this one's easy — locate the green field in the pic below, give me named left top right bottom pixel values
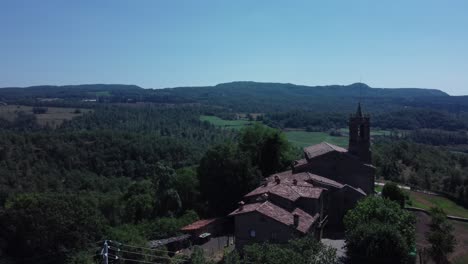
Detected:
left=339, top=128, right=391, bottom=136
left=200, top=115, right=257, bottom=130
left=407, top=191, right=468, bottom=218
left=285, top=131, right=348, bottom=148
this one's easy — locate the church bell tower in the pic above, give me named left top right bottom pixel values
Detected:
left=348, top=103, right=371, bottom=163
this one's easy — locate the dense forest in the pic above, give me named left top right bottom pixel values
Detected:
left=0, top=102, right=297, bottom=263
left=373, top=139, right=468, bottom=206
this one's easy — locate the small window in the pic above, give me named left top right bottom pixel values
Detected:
left=249, top=229, right=256, bottom=238
left=260, top=216, right=267, bottom=222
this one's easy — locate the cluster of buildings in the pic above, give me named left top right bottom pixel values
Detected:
left=169, top=104, right=375, bottom=253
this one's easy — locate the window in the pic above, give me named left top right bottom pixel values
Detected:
left=249, top=229, right=256, bottom=238
left=260, top=216, right=266, bottom=222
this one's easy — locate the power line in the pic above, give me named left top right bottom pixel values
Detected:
left=119, top=257, right=165, bottom=264
left=111, top=248, right=185, bottom=263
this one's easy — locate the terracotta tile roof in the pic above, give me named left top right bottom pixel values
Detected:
left=303, top=142, right=347, bottom=160
left=229, top=201, right=319, bottom=234
left=180, top=218, right=218, bottom=231
left=306, top=173, right=344, bottom=188
left=266, top=171, right=344, bottom=189
left=266, top=171, right=309, bottom=183
left=244, top=180, right=322, bottom=202
left=292, top=208, right=320, bottom=233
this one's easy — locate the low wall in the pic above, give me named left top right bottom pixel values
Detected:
left=405, top=207, right=468, bottom=223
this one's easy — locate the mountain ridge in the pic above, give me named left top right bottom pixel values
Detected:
left=0, top=81, right=450, bottom=97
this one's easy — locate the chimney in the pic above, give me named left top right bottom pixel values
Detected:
left=293, top=179, right=298, bottom=185
left=274, top=175, right=280, bottom=184
left=238, top=201, right=245, bottom=211
left=293, top=214, right=299, bottom=227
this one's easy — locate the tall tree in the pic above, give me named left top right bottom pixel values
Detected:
left=344, top=196, right=416, bottom=264
left=238, top=124, right=293, bottom=177
left=198, top=142, right=261, bottom=215
left=426, top=207, right=456, bottom=264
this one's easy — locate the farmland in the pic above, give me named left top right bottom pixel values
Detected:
left=0, top=104, right=92, bottom=128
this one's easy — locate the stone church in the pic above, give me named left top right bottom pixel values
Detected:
left=229, top=104, right=375, bottom=249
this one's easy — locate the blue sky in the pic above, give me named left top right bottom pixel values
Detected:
left=1, top=0, right=467, bottom=95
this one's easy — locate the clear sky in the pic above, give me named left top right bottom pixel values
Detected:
left=1, top=0, right=468, bottom=95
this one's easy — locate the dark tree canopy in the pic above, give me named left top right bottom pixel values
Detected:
left=426, top=207, right=456, bottom=264
left=344, top=196, right=416, bottom=264
left=382, top=182, right=407, bottom=208
left=198, top=142, right=261, bottom=215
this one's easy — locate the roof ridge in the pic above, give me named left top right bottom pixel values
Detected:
left=257, top=200, right=270, bottom=210
left=323, top=141, right=344, bottom=151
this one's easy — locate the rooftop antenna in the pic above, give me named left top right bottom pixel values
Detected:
left=359, top=76, right=362, bottom=103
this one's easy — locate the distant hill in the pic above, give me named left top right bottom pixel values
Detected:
left=165, top=81, right=451, bottom=113
left=167, top=82, right=449, bottom=98
left=0, top=82, right=462, bottom=113
left=168, top=81, right=448, bottom=98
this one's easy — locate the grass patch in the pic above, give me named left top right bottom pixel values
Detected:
left=407, top=191, right=468, bottom=218
left=374, top=185, right=383, bottom=193
left=200, top=115, right=257, bottom=130
left=285, top=131, right=348, bottom=148
left=339, top=128, right=391, bottom=136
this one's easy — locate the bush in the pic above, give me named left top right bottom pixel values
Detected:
left=382, top=182, right=406, bottom=207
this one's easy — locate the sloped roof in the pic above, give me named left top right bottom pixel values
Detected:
left=306, top=173, right=344, bottom=188
left=266, top=171, right=344, bottom=189
left=244, top=180, right=323, bottom=202
left=228, top=201, right=319, bottom=233
left=180, top=218, right=219, bottom=231
left=303, top=142, right=347, bottom=160
left=266, top=171, right=309, bottom=183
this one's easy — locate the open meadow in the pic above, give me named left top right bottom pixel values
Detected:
left=0, top=104, right=92, bottom=128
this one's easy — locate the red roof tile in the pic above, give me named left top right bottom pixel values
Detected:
left=306, top=173, right=344, bottom=188
left=244, top=180, right=322, bottom=202
left=266, top=171, right=344, bottom=189
left=229, top=201, right=318, bottom=233
left=304, top=142, right=347, bottom=160
left=180, top=218, right=218, bottom=231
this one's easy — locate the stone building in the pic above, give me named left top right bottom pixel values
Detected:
left=229, top=104, right=375, bottom=249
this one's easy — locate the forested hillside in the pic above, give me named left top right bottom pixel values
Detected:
left=0, top=104, right=240, bottom=263
left=373, top=139, right=468, bottom=206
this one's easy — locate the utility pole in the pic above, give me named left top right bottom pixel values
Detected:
left=103, top=240, right=109, bottom=264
